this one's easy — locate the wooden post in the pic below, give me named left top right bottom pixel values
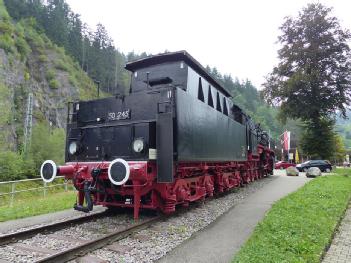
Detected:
left=44, top=181, right=47, bottom=197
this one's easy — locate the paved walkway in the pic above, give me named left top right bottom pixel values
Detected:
left=323, top=204, right=351, bottom=263
left=159, top=174, right=311, bottom=263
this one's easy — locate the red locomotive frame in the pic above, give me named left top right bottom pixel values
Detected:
left=47, top=145, right=274, bottom=219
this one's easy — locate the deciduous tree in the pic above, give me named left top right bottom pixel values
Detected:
left=263, top=3, right=351, bottom=158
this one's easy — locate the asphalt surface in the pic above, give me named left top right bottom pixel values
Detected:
left=159, top=171, right=311, bottom=263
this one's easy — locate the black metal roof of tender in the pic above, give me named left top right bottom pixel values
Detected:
left=125, top=50, right=232, bottom=98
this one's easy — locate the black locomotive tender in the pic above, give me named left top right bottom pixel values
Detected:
left=41, top=51, right=274, bottom=219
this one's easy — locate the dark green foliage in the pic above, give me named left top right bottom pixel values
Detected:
left=263, top=3, right=351, bottom=121
left=233, top=171, right=351, bottom=263
left=0, top=122, right=65, bottom=181
left=262, top=3, right=351, bottom=158
left=0, top=151, right=25, bottom=181
left=29, top=122, right=65, bottom=173
left=300, top=118, right=336, bottom=159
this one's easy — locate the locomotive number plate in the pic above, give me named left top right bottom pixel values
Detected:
left=107, top=109, right=131, bottom=121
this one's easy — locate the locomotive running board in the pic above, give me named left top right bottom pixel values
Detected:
left=156, top=112, right=173, bottom=183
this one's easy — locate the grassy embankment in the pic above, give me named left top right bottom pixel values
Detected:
left=233, top=168, right=351, bottom=263
left=0, top=179, right=76, bottom=222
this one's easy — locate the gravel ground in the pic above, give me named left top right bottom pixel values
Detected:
left=85, top=176, right=276, bottom=263
left=0, top=213, right=150, bottom=262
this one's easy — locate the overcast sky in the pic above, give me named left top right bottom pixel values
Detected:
left=66, top=0, right=351, bottom=89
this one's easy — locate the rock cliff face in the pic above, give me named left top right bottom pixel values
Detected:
left=0, top=1, right=98, bottom=151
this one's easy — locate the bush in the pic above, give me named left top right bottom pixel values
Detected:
left=0, top=151, right=26, bottom=181
left=0, top=21, right=12, bottom=34
left=38, top=54, right=48, bottom=63
left=45, top=69, right=55, bottom=81
left=55, top=59, right=69, bottom=71
left=24, top=24, right=45, bottom=51
left=0, top=122, right=65, bottom=181
left=0, top=33, right=14, bottom=53
left=29, top=122, right=65, bottom=171
left=68, top=75, right=78, bottom=87
left=0, top=1, right=10, bottom=21
left=49, top=79, right=59, bottom=89
left=15, top=36, right=31, bottom=59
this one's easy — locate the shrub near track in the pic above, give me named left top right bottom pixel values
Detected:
left=233, top=169, right=351, bottom=263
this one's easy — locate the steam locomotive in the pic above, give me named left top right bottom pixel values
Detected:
left=40, top=51, right=274, bottom=219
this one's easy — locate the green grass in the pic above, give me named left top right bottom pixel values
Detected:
left=233, top=168, right=351, bottom=263
left=0, top=191, right=76, bottom=222
left=0, top=177, right=76, bottom=221
left=0, top=177, right=72, bottom=205
left=332, top=167, right=351, bottom=176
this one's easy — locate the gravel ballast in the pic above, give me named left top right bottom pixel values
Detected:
left=0, top=213, right=150, bottom=262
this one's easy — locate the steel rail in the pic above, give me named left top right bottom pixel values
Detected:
left=0, top=211, right=109, bottom=246
left=35, top=216, right=162, bottom=263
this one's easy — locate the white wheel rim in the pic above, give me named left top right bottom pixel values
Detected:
left=108, top=158, right=130, bottom=185
left=40, top=160, right=57, bottom=183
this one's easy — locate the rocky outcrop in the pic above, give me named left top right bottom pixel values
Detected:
left=306, top=167, right=322, bottom=177
left=286, top=166, right=299, bottom=176
left=0, top=10, right=97, bottom=151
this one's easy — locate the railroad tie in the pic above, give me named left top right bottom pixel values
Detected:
left=12, top=243, right=56, bottom=255
left=106, top=244, right=132, bottom=253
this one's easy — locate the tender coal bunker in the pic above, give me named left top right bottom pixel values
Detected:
left=110, top=162, right=127, bottom=182
left=42, top=163, right=54, bottom=180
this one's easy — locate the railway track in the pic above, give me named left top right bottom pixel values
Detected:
left=0, top=211, right=161, bottom=263
left=37, top=216, right=161, bottom=263
left=0, top=177, right=273, bottom=263
left=0, top=211, right=108, bottom=246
